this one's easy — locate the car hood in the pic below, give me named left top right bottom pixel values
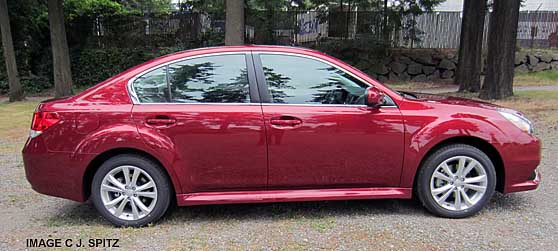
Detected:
left=404, top=92, right=502, bottom=110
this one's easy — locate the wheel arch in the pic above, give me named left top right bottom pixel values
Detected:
left=82, top=147, right=179, bottom=201
left=412, top=136, right=505, bottom=193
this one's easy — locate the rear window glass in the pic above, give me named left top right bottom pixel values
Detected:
left=133, top=67, right=168, bottom=103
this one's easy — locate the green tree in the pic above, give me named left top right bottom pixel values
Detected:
left=178, top=0, right=224, bottom=13
left=48, top=0, right=73, bottom=97
left=64, top=0, right=124, bottom=19
left=225, top=0, right=245, bottom=45
left=0, top=0, right=24, bottom=101
left=456, top=0, right=487, bottom=93
left=480, top=0, right=521, bottom=99
left=115, top=0, right=173, bottom=14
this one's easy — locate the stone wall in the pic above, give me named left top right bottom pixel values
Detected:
left=515, top=51, right=558, bottom=73
left=337, top=48, right=558, bottom=82
left=370, top=49, right=457, bottom=83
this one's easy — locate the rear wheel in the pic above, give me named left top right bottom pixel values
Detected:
left=416, top=144, right=496, bottom=218
left=91, top=154, right=171, bottom=227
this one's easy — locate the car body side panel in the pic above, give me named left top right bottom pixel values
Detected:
left=72, top=116, right=184, bottom=195
left=176, top=187, right=412, bottom=206
left=262, top=105, right=405, bottom=189
left=24, top=100, right=184, bottom=200
left=132, top=104, right=268, bottom=193
left=38, top=103, right=132, bottom=152
left=398, top=100, right=541, bottom=192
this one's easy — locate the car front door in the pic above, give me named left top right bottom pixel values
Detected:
left=254, top=53, right=405, bottom=189
left=131, top=53, right=268, bottom=192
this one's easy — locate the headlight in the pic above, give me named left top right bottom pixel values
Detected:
left=498, top=110, right=534, bottom=134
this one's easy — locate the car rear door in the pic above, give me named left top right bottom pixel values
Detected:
left=131, top=52, right=268, bottom=192
left=253, top=52, right=405, bottom=189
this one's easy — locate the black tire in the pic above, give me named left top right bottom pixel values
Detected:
left=91, top=154, right=172, bottom=227
left=416, top=144, right=496, bottom=218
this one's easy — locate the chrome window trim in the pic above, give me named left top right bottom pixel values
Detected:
left=129, top=102, right=396, bottom=108
left=127, top=50, right=399, bottom=109
left=126, top=102, right=261, bottom=106
left=261, top=104, right=398, bottom=108
left=127, top=52, right=250, bottom=105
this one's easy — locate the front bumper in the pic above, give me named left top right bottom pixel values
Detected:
left=505, top=169, right=540, bottom=193
left=499, top=131, right=542, bottom=194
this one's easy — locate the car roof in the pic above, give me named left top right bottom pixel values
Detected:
left=158, top=45, right=328, bottom=63
left=171, top=44, right=322, bottom=54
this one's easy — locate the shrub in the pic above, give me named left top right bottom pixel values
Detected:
left=71, top=46, right=186, bottom=87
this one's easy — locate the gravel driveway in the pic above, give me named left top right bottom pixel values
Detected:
left=1, top=102, right=556, bottom=250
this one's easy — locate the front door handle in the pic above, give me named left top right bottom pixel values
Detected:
left=270, top=116, right=302, bottom=128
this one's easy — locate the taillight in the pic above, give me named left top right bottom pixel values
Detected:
left=30, top=111, right=60, bottom=137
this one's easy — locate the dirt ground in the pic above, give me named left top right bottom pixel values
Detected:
left=1, top=89, right=557, bottom=250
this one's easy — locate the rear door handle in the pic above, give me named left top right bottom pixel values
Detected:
left=146, top=116, right=176, bottom=127
left=270, top=116, right=302, bottom=128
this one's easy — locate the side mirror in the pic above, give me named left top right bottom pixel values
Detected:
left=365, top=87, right=385, bottom=108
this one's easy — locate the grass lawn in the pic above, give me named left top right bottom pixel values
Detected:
left=384, top=81, right=452, bottom=91
left=513, top=71, right=558, bottom=87
left=495, top=90, right=558, bottom=126
left=0, top=99, right=40, bottom=153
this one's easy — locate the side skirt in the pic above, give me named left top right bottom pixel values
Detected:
left=176, top=187, right=412, bottom=206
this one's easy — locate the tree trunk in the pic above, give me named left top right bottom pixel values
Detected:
left=345, top=0, right=351, bottom=39
left=480, top=0, right=521, bottom=99
left=455, top=0, right=486, bottom=93
left=263, top=0, right=274, bottom=44
left=382, top=0, right=389, bottom=45
left=225, top=0, right=244, bottom=45
left=48, top=0, right=73, bottom=98
left=0, top=0, right=23, bottom=102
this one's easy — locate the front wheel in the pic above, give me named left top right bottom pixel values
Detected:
left=416, top=144, right=496, bottom=218
left=91, top=154, right=172, bottom=227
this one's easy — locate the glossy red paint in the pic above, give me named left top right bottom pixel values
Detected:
left=132, top=104, right=268, bottom=192
left=262, top=105, right=404, bottom=189
left=22, top=45, right=540, bottom=206
left=177, top=187, right=412, bottom=206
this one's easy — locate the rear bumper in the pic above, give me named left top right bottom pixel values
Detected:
left=22, top=136, right=91, bottom=202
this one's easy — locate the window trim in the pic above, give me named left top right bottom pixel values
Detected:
left=253, top=52, right=398, bottom=108
left=127, top=52, right=258, bottom=105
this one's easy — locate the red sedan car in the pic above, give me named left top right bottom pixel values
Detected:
left=23, top=46, right=540, bottom=227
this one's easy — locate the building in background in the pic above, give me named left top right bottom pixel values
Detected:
left=436, top=0, right=558, bottom=12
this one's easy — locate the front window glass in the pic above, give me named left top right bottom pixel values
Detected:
left=168, top=54, right=250, bottom=103
left=260, top=54, right=369, bottom=105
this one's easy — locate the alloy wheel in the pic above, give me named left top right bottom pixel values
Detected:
left=429, top=156, right=488, bottom=211
left=100, top=165, right=158, bottom=221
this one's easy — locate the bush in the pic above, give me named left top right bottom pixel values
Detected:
left=312, top=37, right=390, bottom=76
left=0, top=77, right=52, bottom=95
left=71, top=46, right=186, bottom=87
left=313, top=37, right=389, bottom=61
left=1, top=46, right=191, bottom=95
